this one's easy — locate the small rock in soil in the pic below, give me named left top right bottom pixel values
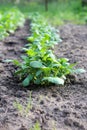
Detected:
left=0, top=63, right=4, bottom=72
left=64, top=118, right=74, bottom=126
left=18, top=125, right=27, bottom=130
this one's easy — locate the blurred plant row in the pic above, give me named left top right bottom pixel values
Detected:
left=0, top=8, right=25, bottom=40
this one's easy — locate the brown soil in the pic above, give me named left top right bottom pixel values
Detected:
left=0, top=21, right=87, bottom=130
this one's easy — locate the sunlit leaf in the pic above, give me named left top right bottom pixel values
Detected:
left=30, top=61, right=43, bottom=68
left=22, top=74, right=33, bottom=87
left=74, top=69, right=86, bottom=74
left=43, top=77, right=64, bottom=85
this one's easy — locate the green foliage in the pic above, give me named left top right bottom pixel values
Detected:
left=0, top=0, right=87, bottom=25
left=11, top=13, right=85, bottom=87
left=16, top=0, right=87, bottom=25
left=0, top=8, right=25, bottom=40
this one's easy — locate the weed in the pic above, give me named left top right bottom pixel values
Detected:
left=30, top=122, right=41, bottom=130
left=14, top=92, right=32, bottom=117
left=13, top=92, right=41, bottom=130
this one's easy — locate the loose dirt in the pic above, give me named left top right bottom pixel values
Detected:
left=0, top=21, right=87, bottom=130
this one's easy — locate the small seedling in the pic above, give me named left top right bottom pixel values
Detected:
left=30, top=122, right=41, bottom=130
left=14, top=92, right=32, bottom=117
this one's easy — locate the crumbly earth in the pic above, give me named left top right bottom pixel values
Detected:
left=0, top=21, right=87, bottom=130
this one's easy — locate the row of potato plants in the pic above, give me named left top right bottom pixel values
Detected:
left=12, top=13, right=85, bottom=87
left=0, top=8, right=25, bottom=40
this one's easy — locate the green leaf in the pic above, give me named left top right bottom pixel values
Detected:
left=74, top=69, right=86, bottom=74
left=52, top=63, right=61, bottom=67
left=27, top=36, right=34, bottom=42
left=41, top=67, right=51, bottom=74
left=31, top=122, right=41, bottom=130
left=15, top=69, right=23, bottom=75
left=34, top=79, right=41, bottom=84
left=58, top=58, right=69, bottom=63
left=43, top=77, right=64, bottom=85
left=36, top=70, right=42, bottom=76
left=30, top=61, right=43, bottom=68
left=27, top=48, right=35, bottom=56
left=48, top=52, right=56, bottom=61
left=22, top=74, right=33, bottom=87
left=12, top=60, right=20, bottom=66
left=4, top=59, right=13, bottom=63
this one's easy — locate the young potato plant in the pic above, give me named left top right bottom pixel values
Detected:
left=0, top=8, right=25, bottom=40
left=12, top=13, right=86, bottom=87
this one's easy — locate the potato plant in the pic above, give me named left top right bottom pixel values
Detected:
left=0, top=8, right=25, bottom=40
left=12, top=13, right=85, bottom=87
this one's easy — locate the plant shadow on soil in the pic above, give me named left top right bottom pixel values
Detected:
left=0, top=20, right=87, bottom=130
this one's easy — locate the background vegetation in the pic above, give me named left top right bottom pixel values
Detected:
left=0, top=0, right=87, bottom=25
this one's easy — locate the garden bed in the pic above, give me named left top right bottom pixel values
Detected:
left=0, top=21, right=87, bottom=130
